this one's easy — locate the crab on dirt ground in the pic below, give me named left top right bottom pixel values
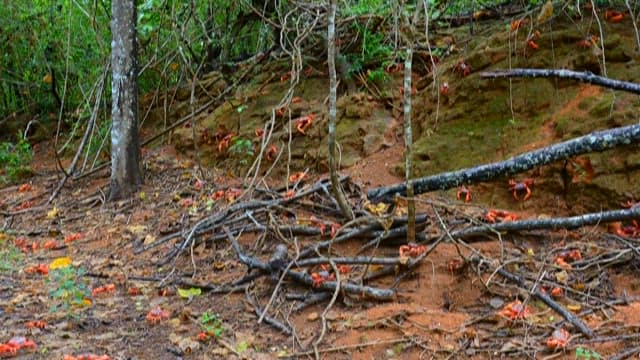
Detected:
left=498, top=300, right=531, bottom=320
left=546, top=328, right=571, bottom=350
left=146, top=306, right=170, bottom=324
left=456, top=185, right=472, bottom=203
left=508, top=178, right=534, bottom=201
left=485, top=209, right=519, bottom=223
left=399, top=243, right=427, bottom=258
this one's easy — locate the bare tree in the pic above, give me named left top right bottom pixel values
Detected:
left=109, top=0, right=142, bottom=200
left=327, top=0, right=353, bottom=220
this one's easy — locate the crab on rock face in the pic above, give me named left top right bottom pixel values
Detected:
left=508, top=178, right=534, bottom=201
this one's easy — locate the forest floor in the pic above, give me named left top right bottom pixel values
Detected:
left=2, top=10, right=640, bottom=360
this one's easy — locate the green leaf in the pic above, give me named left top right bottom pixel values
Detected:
left=177, top=287, right=202, bottom=298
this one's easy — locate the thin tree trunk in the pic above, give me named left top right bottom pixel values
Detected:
left=327, top=0, right=354, bottom=220
left=109, top=0, right=142, bottom=200
left=403, top=47, right=415, bottom=243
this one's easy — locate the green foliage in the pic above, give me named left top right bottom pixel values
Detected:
left=575, top=347, right=602, bottom=360
left=347, top=23, right=393, bottom=76
left=0, top=233, right=24, bottom=273
left=200, top=311, right=225, bottom=337
left=46, top=265, right=91, bottom=317
left=0, top=133, right=33, bottom=185
left=366, top=68, right=389, bottom=85
left=344, top=0, right=389, bottom=16
left=228, top=137, right=254, bottom=165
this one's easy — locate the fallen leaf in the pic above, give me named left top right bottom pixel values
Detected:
left=49, top=257, right=73, bottom=270
left=177, top=287, right=202, bottom=298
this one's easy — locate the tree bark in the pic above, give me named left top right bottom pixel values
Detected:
left=368, top=124, right=640, bottom=202
left=109, top=0, right=142, bottom=200
left=327, top=0, right=354, bottom=220
left=403, top=47, right=415, bottom=243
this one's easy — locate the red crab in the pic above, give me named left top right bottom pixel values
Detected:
left=91, top=283, right=116, bottom=297
left=18, top=183, right=32, bottom=192
left=508, top=178, right=534, bottom=201
left=266, top=145, right=278, bottom=161
left=510, top=18, right=529, bottom=31
left=456, top=185, right=472, bottom=203
left=399, top=243, right=427, bottom=258
left=526, top=31, right=541, bottom=50
left=310, top=265, right=335, bottom=287
left=609, top=221, right=640, bottom=238
left=546, top=328, right=570, bottom=350
left=498, top=300, right=531, bottom=320
left=454, top=59, right=471, bottom=77
left=25, top=264, right=49, bottom=275
left=578, top=35, right=599, bottom=49
left=254, top=128, right=264, bottom=139
left=0, top=336, right=37, bottom=357
left=440, top=82, right=449, bottom=96
left=385, top=63, right=404, bottom=74
left=289, top=172, right=309, bottom=184
left=217, top=132, right=236, bottom=153
left=604, top=10, right=624, bottom=23
left=280, top=71, right=291, bottom=83
left=25, top=320, right=47, bottom=329
left=485, top=209, right=519, bottom=223
left=146, top=306, right=170, bottom=324
left=42, top=239, right=60, bottom=250
left=294, top=113, right=315, bottom=135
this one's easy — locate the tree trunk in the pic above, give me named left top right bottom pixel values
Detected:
left=403, top=47, right=415, bottom=243
left=109, top=0, right=142, bottom=200
left=327, top=0, right=354, bottom=220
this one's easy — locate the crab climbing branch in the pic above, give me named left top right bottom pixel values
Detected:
left=480, top=69, right=640, bottom=95
left=367, top=123, right=640, bottom=202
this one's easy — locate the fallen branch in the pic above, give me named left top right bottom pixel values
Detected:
left=480, top=69, right=640, bottom=95
left=368, top=124, right=640, bottom=202
left=223, top=226, right=396, bottom=300
left=451, top=207, right=640, bottom=240
left=473, top=256, right=595, bottom=338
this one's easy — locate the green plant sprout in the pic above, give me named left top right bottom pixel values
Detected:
left=0, top=133, right=32, bottom=185
left=200, top=311, right=225, bottom=338
left=46, top=265, right=91, bottom=317
left=0, top=233, right=24, bottom=273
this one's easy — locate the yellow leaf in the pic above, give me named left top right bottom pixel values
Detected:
left=126, top=225, right=147, bottom=234
left=49, top=256, right=72, bottom=270
left=177, top=287, right=202, bottom=298
left=536, top=1, right=554, bottom=24
left=566, top=304, right=581, bottom=312
left=47, top=207, right=60, bottom=219
left=43, top=73, right=53, bottom=84
left=81, top=298, right=92, bottom=306
left=139, top=192, right=146, bottom=200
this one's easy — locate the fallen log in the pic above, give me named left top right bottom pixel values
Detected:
left=367, top=124, right=640, bottom=202
left=480, top=69, right=640, bottom=95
